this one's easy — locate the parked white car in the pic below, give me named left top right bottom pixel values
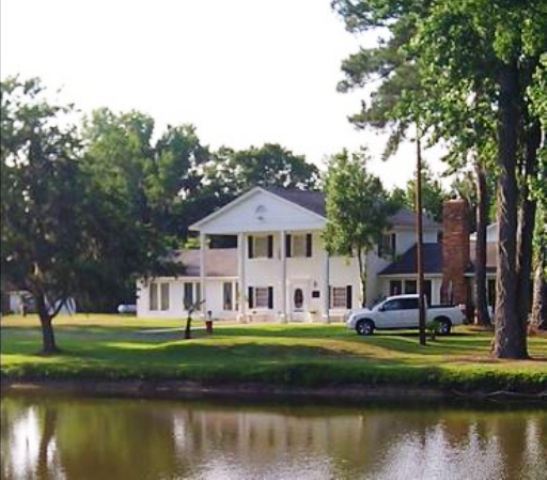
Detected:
left=346, top=294, right=466, bottom=336
left=117, top=304, right=137, bottom=314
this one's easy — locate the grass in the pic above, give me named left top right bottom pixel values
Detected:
left=1, top=314, right=546, bottom=393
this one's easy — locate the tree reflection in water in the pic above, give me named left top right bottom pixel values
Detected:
left=1, top=395, right=545, bottom=480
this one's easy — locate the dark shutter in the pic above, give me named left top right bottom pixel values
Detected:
left=248, top=236, right=254, bottom=259
left=267, top=235, right=273, bottom=258
left=346, top=285, right=352, bottom=309
left=306, top=233, right=312, bottom=257
left=248, top=287, right=254, bottom=308
left=391, top=233, right=396, bottom=256
left=268, top=287, right=274, bottom=309
left=328, top=286, right=332, bottom=309
left=285, top=234, right=292, bottom=257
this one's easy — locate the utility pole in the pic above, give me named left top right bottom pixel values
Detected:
left=416, top=124, right=427, bottom=346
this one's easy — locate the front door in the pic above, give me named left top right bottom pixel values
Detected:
left=291, top=283, right=307, bottom=321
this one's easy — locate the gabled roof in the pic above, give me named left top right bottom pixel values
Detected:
left=388, top=209, right=439, bottom=229
left=190, top=186, right=441, bottom=231
left=264, top=188, right=440, bottom=229
left=262, top=187, right=326, bottom=216
left=380, top=241, right=498, bottom=276
left=380, top=243, right=443, bottom=275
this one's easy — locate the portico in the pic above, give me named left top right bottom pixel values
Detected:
left=189, top=187, right=358, bottom=322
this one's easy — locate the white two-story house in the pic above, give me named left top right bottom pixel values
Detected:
left=136, top=186, right=443, bottom=322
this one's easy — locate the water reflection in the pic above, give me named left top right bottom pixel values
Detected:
left=1, top=395, right=545, bottom=480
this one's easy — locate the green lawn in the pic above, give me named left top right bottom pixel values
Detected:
left=1, top=314, right=546, bottom=393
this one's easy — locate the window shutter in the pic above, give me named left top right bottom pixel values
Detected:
left=391, top=233, right=396, bottom=255
left=285, top=234, right=292, bottom=257
left=306, top=233, right=312, bottom=257
left=346, top=285, right=352, bottom=309
left=267, top=235, right=274, bottom=258
left=248, top=236, right=254, bottom=259
left=248, top=287, right=254, bottom=309
left=268, top=286, right=274, bottom=309
left=328, top=285, right=332, bottom=309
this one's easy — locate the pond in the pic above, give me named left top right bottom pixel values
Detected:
left=1, top=393, right=545, bottom=480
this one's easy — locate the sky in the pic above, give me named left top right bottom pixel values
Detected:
left=1, top=0, right=447, bottom=189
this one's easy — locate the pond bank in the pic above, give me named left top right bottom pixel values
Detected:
left=3, top=378, right=546, bottom=403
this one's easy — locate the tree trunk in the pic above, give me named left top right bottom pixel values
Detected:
left=531, top=260, right=546, bottom=329
left=515, top=120, right=540, bottom=346
left=356, top=248, right=367, bottom=307
left=185, top=315, right=192, bottom=339
left=416, top=126, right=426, bottom=346
left=493, top=63, right=527, bottom=359
left=36, top=293, right=59, bottom=355
left=475, top=162, right=490, bottom=326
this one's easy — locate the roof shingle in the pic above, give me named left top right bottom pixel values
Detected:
left=264, top=187, right=440, bottom=229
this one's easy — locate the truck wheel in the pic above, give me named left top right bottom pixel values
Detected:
left=436, top=318, right=452, bottom=335
left=356, top=319, right=374, bottom=336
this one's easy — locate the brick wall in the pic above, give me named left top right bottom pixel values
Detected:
left=441, top=199, right=471, bottom=306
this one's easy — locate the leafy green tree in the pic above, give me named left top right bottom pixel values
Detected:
left=413, top=0, right=544, bottom=357
left=81, top=110, right=205, bottom=309
left=208, top=143, right=320, bottom=193
left=404, top=162, right=448, bottom=223
left=1, top=79, right=179, bottom=350
left=334, top=0, right=545, bottom=357
left=1, top=78, right=92, bottom=353
left=324, top=150, right=396, bottom=306
left=389, top=186, right=407, bottom=210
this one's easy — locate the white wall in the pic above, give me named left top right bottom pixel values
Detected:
left=197, top=189, right=325, bottom=234
left=136, top=277, right=238, bottom=319
left=243, top=231, right=361, bottom=320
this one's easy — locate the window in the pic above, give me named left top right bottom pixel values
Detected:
left=255, top=287, right=270, bottom=308
left=149, top=283, right=158, bottom=311
left=223, top=282, right=233, bottom=310
left=254, top=236, right=268, bottom=257
left=383, top=299, right=402, bottom=311
left=389, top=280, right=402, bottom=296
left=196, top=282, right=201, bottom=305
left=248, top=235, right=273, bottom=258
left=399, top=298, right=419, bottom=310
left=378, top=233, right=396, bottom=258
left=183, top=282, right=194, bottom=309
left=286, top=233, right=312, bottom=257
left=404, top=280, right=417, bottom=294
left=160, top=283, right=170, bottom=310
left=331, top=287, right=347, bottom=309
left=248, top=286, right=273, bottom=309
left=292, top=235, right=306, bottom=257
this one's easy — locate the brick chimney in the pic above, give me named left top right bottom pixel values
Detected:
left=441, top=199, right=471, bottom=305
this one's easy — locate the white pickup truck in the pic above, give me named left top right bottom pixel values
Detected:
left=346, top=294, right=466, bottom=336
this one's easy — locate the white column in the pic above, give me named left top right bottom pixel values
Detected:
left=323, top=252, right=330, bottom=323
left=200, top=232, right=206, bottom=317
left=237, top=232, right=246, bottom=321
left=280, top=230, right=287, bottom=323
